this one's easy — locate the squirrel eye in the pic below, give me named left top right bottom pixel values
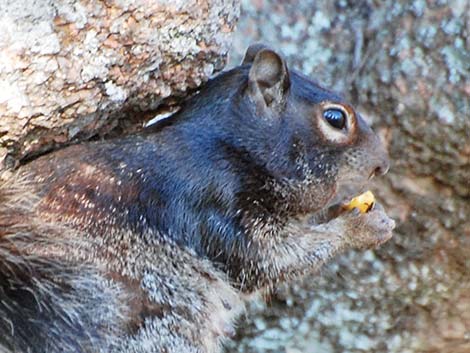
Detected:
left=323, top=108, right=346, bottom=130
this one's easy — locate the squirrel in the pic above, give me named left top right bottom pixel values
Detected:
left=0, top=44, right=394, bottom=353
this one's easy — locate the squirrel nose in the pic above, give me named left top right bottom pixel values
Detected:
left=371, top=156, right=390, bottom=178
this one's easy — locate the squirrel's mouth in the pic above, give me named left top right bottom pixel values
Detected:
left=308, top=182, right=373, bottom=225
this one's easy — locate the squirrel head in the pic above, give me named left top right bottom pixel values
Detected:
left=230, top=43, right=390, bottom=214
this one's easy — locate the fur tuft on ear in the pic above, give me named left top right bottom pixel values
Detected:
left=246, top=48, right=290, bottom=112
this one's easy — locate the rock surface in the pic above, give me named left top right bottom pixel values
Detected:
left=228, top=1, right=470, bottom=352
left=0, top=0, right=239, bottom=170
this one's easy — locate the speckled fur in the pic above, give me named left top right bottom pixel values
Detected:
left=0, top=45, right=394, bottom=352
left=0, top=177, right=244, bottom=353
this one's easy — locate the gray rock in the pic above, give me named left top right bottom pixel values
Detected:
left=0, top=0, right=240, bottom=170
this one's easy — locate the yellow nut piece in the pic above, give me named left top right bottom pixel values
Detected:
left=345, top=190, right=375, bottom=213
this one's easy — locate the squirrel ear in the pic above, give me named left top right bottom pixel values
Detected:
left=242, top=43, right=272, bottom=65
left=246, top=48, right=290, bottom=111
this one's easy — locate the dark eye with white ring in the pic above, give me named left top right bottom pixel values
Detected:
left=323, top=108, right=346, bottom=130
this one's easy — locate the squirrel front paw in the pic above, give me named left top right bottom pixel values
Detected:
left=337, top=203, right=395, bottom=250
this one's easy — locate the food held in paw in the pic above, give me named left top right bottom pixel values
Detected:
left=344, top=190, right=375, bottom=213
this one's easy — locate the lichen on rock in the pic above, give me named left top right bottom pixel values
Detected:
left=0, top=0, right=240, bottom=171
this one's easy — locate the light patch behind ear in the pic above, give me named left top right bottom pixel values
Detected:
left=247, top=49, right=290, bottom=113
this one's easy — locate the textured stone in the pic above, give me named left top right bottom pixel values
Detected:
left=0, top=0, right=240, bottom=170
